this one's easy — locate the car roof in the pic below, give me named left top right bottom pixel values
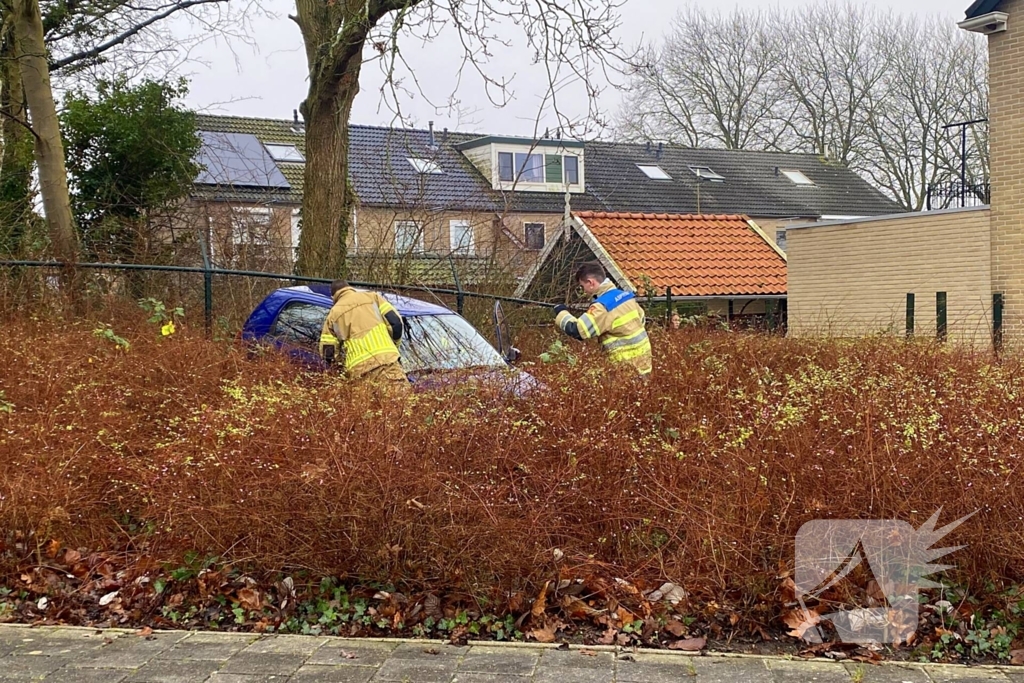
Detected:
left=280, top=285, right=455, bottom=316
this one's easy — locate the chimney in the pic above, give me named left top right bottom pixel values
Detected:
left=428, top=120, right=436, bottom=149
left=544, top=128, right=550, bottom=139
left=645, top=141, right=651, bottom=155
left=442, top=127, right=448, bottom=145
left=291, top=109, right=305, bottom=133
left=656, top=142, right=663, bottom=160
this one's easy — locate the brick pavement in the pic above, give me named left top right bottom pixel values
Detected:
left=1, top=624, right=1022, bottom=682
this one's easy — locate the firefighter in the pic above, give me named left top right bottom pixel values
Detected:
left=319, top=280, right=408, bottom=388
left=553, top=261, right=653, bottom=377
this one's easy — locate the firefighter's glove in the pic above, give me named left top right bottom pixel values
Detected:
left=553, top=304, right=568, bottom=316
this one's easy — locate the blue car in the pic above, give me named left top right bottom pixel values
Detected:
left=242, top=285, right=539, bottom=395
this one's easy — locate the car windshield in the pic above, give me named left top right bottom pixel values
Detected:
left=268, top=301, right=505, bottom=373
left=400, top=314, right=506, bottom=373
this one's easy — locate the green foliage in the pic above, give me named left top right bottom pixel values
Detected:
left=61, top=77, right=201, bottom=257
left=0, top=390, right=13, bottom=414
left=92, top=324, right=130, bottom=350
left=138, top=297, right=184, bottom=336
left=538, top=339, right=577, bottom=366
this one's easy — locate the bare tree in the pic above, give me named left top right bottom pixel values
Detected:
left=616, top=1, right=989, bottom=211
left=291, top=0, right=629, bottom=279
left=616, top=7, right=786, bottom=150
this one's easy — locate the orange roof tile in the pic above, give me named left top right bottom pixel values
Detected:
left=575, top=211, right=786, bottom=297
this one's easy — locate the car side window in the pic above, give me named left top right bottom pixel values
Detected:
left=270, top=302, right=327, bottom=347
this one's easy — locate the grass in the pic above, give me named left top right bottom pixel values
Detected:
left=2, top=305, right=1024, bottom=651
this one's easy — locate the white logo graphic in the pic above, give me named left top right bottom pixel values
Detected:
left=793, top=509, right=974, bottom=645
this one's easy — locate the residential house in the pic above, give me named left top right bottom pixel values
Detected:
left=785, top=0, right=1017, bottom=347
left=515, top=211, right=788, bottom=321
left=187, top=114, right=899, bottom=289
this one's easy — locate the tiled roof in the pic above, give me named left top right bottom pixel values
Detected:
left=191, top=114, right=901, bottom=218
left=576, top=211, right=787, bottom=297
left=964, top=0, right=1002, bottom=18
left=347, top=255, right=505, bottom=287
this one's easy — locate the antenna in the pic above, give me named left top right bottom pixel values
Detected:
left=544, top=128, right=550, bottom=139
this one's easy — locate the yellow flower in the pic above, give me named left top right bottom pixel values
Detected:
left=161, top=321, right=176, bottom=336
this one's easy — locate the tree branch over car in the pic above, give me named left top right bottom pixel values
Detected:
left=291, top=0, right=630, bottom=278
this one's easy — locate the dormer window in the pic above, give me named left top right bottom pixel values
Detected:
left=264, top=144, right=305, bottom=163
left=407, top=157, right=442, bottom=174
left=456, top=136, right=585, bottom=192
left=564, top=156, right=579, bottom=184
left=690, top=166, right=725, bottom=182
left=637, top=164, right=672, bottom=180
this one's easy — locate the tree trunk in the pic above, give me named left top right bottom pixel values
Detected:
left=0, top=20, right=35, bottom=255
left=11, top=0, right=78, bottom=262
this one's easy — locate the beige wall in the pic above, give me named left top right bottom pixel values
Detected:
left=787, top=208, right=993, bottom=344
left=750, top=217, right=816, bottom=246
left=988, top=0, right=1024, bottom=339
left=177, top=200, right=297, bottom=270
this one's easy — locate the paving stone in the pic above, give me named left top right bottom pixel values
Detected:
left=372, top=657, right=458, bottom=682
left=306, top=642, right=394, bottom=667
left=158, top=634, right=253, bottom=661
left=388, top=643, right=467, bottom=661
left=451, top=675, right=529, bottom=683
left=124, top=658, right=224, bottom=683
left=691, top=657, right=774, bottom=683
left=457, top=647, right=538, bottom=675
left=74, top=632, right=190, bottom=669
left=769, top=659, right=853, bottom=682
left=41, top=666, right=130, bottom=683
left=923, top=667, right=1010, bottom=681
left=0, top=654, right=73, bottom=680
left=290, top=664, right=378, bottom=683
left=205, top=675, right=290, bottom=683
left=239, top=636, right=327, bottom=656
left=844, top=662, right=931, bottom=683
left=218, top=653, right=306, bottom=676
left=615, top=654, right=696, bottom=682
left=532, top=668, right=613, bottom=683
left=536, top=649, right=615, bottom=670
left=17, top=636, right=107, bottom=658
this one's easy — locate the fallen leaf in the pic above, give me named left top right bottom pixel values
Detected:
left=136, top=627, right=153, bottom=637
left=46, top=539, right=61, bottom=559
left=339, top=651, right=358, bottom=660
left=531, top=581, right=550, bottom=619
left=664, top=620, right=687, bottom=637
left=98, top=591, right=119, bottom=607
left=530, top=621, right=558, bottom=643
left=1011, top=649, right=1024, bottom=666
left=668, top=636, right=706, bottom=651
left=783, top=607, right=821, bottom=639
left=64, top=549, right=81, bottom=565
left=556, top=642, right=570, bottom=650
left=237, top=588, right=261, bottom=612
left=596, top=627, right=618, bottom=645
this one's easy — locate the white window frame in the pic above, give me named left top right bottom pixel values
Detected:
left=449, top=219, right=475, bottom=255
left=231, top=206, right=272, bottom=246
left=781, top=169, right=815, bottom=186
left=637, top=164, right=672, bottom=180
left=524, top=222, right=545, bottom=250
left=514, top=153, right=545, bottom=183
left=407, top=157, right=443, bottom=174
left=690, top=166, right=725, bottom=182
left=394, top=220, right=423, bottom=254
left=564, top=155, right=580, bottom=185
left=290, top=209, right=301, bottom=262
left=264, top=144, right=305, bottom=163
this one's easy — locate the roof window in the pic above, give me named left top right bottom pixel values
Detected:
left=407, top=157, right=443, bottom=174
left=264, top=144, right=305, bottom=163
left=690, top=166, right=725, bottom=182
left=781, top=169, right=815, bottom=186
left=637, top=164, right=672, bottom=180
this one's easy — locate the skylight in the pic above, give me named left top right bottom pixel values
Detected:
left=408, top=157, right=443, bottom=174
left=264, top=144, right=305, bottom=163
left=637, top=164, right=672, bottom=180
left=690, top=166, right=725, bottom=182
left=781, top=169, right=815, bottom=186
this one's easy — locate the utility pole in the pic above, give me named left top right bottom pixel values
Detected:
left=942, top=118, right=988, bottom=208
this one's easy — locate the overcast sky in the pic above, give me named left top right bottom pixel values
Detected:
left=178, top=0, right=975, bottom=137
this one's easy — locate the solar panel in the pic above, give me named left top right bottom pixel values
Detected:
left=195, top=131, right=291, bottom=189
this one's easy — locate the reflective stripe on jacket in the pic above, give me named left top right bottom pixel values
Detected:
left=555, top=280, right=652, bottom=375
left=319, top=288, right=405, bottom=380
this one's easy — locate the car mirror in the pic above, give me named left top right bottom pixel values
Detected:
left=504, top=346, right=521, bottom=364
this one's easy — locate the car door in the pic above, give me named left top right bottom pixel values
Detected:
left=267, top=300, right=329, bottom=366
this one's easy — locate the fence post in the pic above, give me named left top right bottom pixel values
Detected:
left=448, top=256, right=464, bottom=315
left=665, top=286, right=673, bottom=325
left=766, top=299, right=776, bottom=332
left=906, top=293, right=915, bottom=337
left=936, top=292, right=947, bottom=342
left=993, top=292, right=1004, bottom=353
left=198, top=233, right=213, bottom=337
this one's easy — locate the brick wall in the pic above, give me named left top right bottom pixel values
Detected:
left=988, top=0, right=1024, bottom=338
left=787, top=208, right=993, bottom=344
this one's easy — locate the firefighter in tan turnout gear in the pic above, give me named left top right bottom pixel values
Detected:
left=553, top=261, right=653, bottom=377
left=319, top=280, right=408, bottom=388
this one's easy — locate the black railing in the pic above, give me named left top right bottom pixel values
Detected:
left=925, top=181, right=990, bottom=211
